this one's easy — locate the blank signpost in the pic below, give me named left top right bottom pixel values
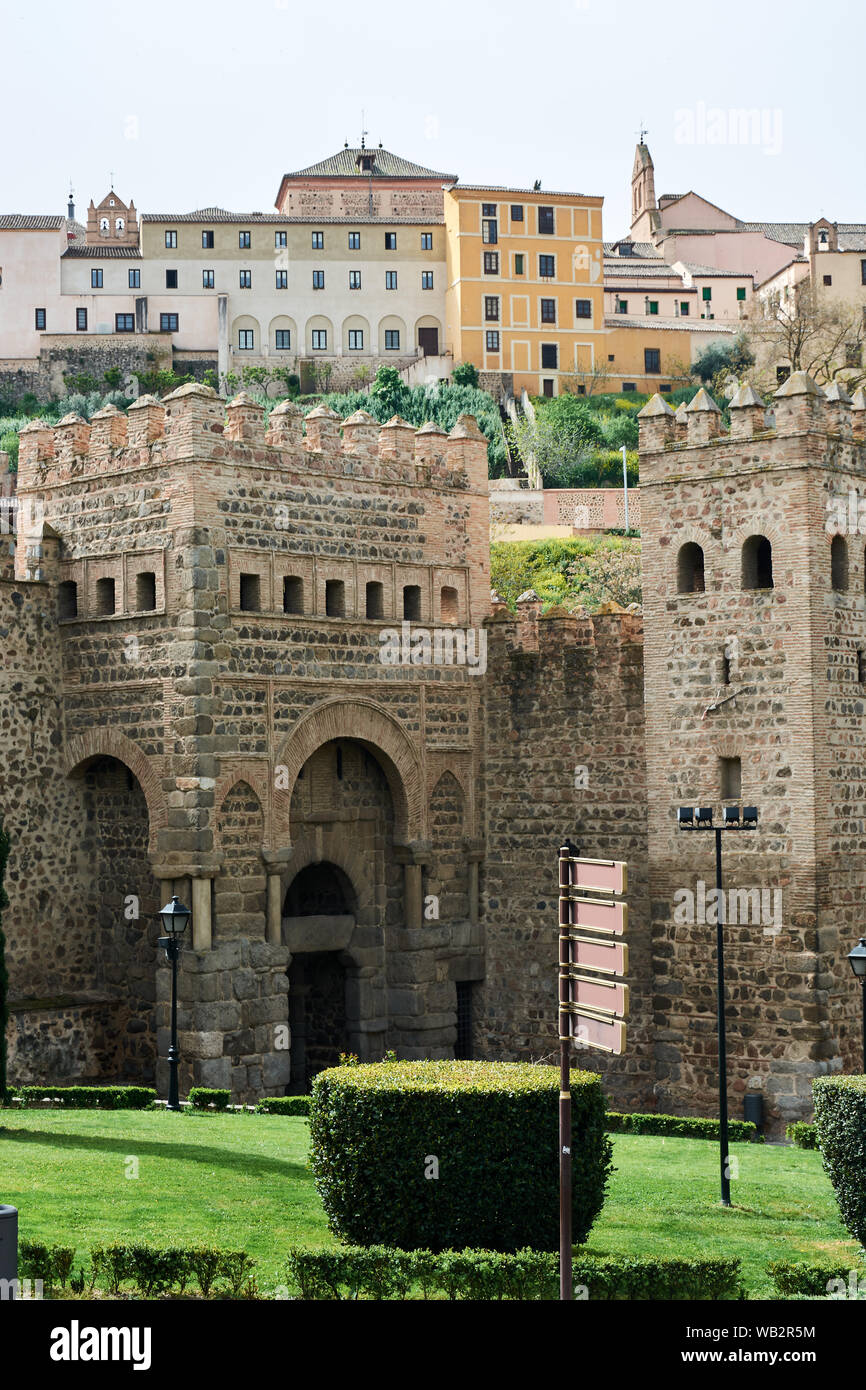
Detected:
left=558, top=843, right=629, bottom=1302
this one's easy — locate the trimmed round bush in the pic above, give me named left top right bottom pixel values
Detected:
left=309, top=1060, right=612, bottom=1252
left=813, top=1076, right=866, bottom=1246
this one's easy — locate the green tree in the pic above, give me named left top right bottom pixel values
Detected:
left=451, top=361, right=479, bottom=387
left=368, top=365, right=408, bottom=416
left=692, top=334, right=754, bottom=384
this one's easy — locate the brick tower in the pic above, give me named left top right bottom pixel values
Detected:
left=639, top=374, right=866, bottom=1127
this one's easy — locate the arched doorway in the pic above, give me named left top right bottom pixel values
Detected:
left=284, top=862, right=357, bottom=1092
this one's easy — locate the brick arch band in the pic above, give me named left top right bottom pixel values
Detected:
left=273, top=697, right=424, bottom=845
left=64, top=730, right=166, bottom=853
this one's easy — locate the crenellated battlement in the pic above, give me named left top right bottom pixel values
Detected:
left=486, top=590, right=643, bottom=659
left=638, top=373, right=866, bottom=482
left=17, top=384, right=488, bottom=496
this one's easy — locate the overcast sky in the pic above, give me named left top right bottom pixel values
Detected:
left=2, top=0, right=862, bottom=240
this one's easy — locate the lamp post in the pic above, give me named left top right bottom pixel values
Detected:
left=157, top=894, right=191, bottom=1112
left=677, top=804, right=758, bottom=1206
left=846, top=936, right=866, bottom=1073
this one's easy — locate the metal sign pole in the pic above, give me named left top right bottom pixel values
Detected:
left=558, top=842, right=573, bottom=1303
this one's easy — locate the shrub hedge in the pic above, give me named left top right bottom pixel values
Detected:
left=19, top=1240, right=76, bottom=1290
left=13, top=1085, right=156, bottom=1109
left=87, top=1243, right=257, bottom=1298
left=767, top=1258, right=862, bottom=1298
left=254, top=1095, right=311, bottom=1116
left=285, top=1246, right=744, bottom=1301
left=786, top=1121, right=819, bottom=1149
left=309, top=1060, right=612, bottom=1253
left=605, top=1111, right=760, bottom=1142
left=188, top=1087, right=230, bottom=1111
left=813, top=1075, right=866, bottom=1246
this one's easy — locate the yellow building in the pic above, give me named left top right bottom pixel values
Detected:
left=444, top=185, right=604, bottom=397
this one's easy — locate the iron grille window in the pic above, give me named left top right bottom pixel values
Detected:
left=482, top=203, right=497, bottom=216
left=455, top=981, right=473, bottom=1059
left=510, top=204, right=524, bottom=221
left=76, top=308, right=88, bottom=331
left=34, top=308, right=46, bottom=329
left=540, top=297, right=556, bottom=323
left=644, top=348, right=661, bottom=374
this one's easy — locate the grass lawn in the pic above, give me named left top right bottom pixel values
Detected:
left=0, top=1110, right=334, bottom=1291
left=1, top=1113, right=857, bottom=1297
left=584, top=1134, right=858, bottom=1298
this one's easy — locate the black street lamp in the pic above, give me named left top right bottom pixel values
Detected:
left=677, top=804, right=758, bottom=1206
left=157, top=895, right=191, bottom=1112
left=846, top=936, right=866, bottom=1073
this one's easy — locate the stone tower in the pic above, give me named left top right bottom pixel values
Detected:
left=630, top=142, right=658, bottom=241
left=7, top=388, right=489, bottom=1097
left=638, top=374, right=866, bottom=1126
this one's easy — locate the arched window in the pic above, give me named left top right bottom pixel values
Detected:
left=742, top=535, right=773, bottom=590
left=366, top=581, right=384, bottom=619
left=440, top=586, right=459, bottom=623
left=831, top=534, right=848, bottom=591
left=99, top=217, right=109, bottom=231
left=59, top=579, right=78, bottom=619
left=676, top=542, right=705, bottom=594
left=115, top=217, right=125, bottom=231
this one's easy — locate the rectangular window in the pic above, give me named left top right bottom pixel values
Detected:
left=482, top=218, right=498, bottom=244
left=115, top=313, right=134, bottom=332
left=311, top=329, right=327, bottom=350
left=312, top=270, right=325, bottom=289
left=349, top=270, right=361, bottom=289
left=538, top=206, right=555, bottom=234
left=91, top=268, right=103, bottom=288
left=326, top=579, right=346, bottom=617
left=386, top=270, right=397, bottom=290
left=679, top=301, right=690, bottom=316
left=275, top=329, right=291, bottom=350
left=238, top=327, right=254, bottom=350
left=541, top=343, right=558, bottom=369
left=239, top=574, right=261, bottom=612
left=128, top=268, right=140, bottom=288
left=160, top=313, right=179, bottom=332
left=34, top=308, right=46, bottom=330
left=647, top=300, right=659, bottom=315
left=539, top=254, right=555, bottom=278
left=575, top=298, right=592, bottom=319
left=484, top=295, right=500, bottom=321
left=823, top=274, right=832, bottom=286
left=239, top=231, right=251, bottom=248
left=455, top=980, right=473, bottom=1060
left=702, top=286, right=712, bottom=301
left=283, top=576, right=303, bottom=614
left=165, top=230, right=177, bottom=248
left=861, top=260, right=866, bottom=286
left=510, top=204, right=524, bottom=221
left=76, top=307, right=88, bottom=331
left=540, top=297, right=556, bottom=323
left=486, top=330, right=500, bottom=351
left=644, top=348, right=661, bottom=374
left=421, top=232, right=433, bottom=249
left=164, top=269, right=178, bottom=290
left=483, top=251, right=499, bottom=274
left=514, top=253, right=524, bottom=275
left=421, top=271, right=433, bottom=290
left=384, top=329, right=400, bottom=350
left=615, top=298, right=628, bottom=313
left=348, top=232, right=361, bottom=249
left=720, top=756, right=742, bottom=800
left=275, top=270, right=287, bottom=289
left=482, top=202, right=497, bottom=217
left=239, top=269, right=251, bottom=288
left=202, top=269, right=215, bottom=288
left=311, top=231, right=323, bottom=248
left=622, top=381, right=637, bottom=392
left=202, top=230, right=214, bottom=249
left=736, top=286, right=746, bottom=301
left=275, top=230, right=287, bottom=247
left=348, top=329, right=364, bottom=350
left=385, top=232, right=397, bottom=250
